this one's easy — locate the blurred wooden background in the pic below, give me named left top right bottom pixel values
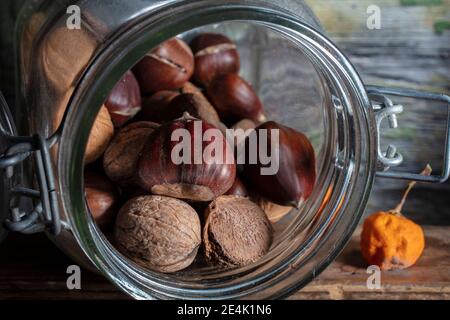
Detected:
left=305, top=0, right=450, bottom=225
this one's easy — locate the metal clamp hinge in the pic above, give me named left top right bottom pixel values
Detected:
left=370, top=91, right=404, bottom=171
left=0, top=132, right=61, bottom=236
left=368, top=85, right=450, bottom=183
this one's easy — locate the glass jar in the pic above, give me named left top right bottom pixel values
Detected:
left=0, top=0, right=449, bottom=299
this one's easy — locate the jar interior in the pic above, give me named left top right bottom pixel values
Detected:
left=85, top=21, right=333, bottom=280
left=61, top=4, right=373, bottom=299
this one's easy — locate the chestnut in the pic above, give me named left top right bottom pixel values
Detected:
left=133, top=37, right=194, bottom=94
left=137, top=113, right=236, bottom=202
left=85, top=105, right=114, bottom=164
left=180, top=82, right=204, bottom=95
left=104, top=70, right=142, bottom=127
left=103, top=121, right=159, bottom=187
left=225, top=177, right=248, bottom=197
left=207, top=73, right=266, bottom=124
left=85, top=171, right=120, bottom=229
left=231, top=118, right=256, bottom=150
left=232, top=119, right=257, bottom=131
left=163, top=93, right=221, bottom=128
left=140, top=90, right=179, bottom=123
left=242, top=121, right=316, bottom=207
left=190, top=33, right=240, bottom=86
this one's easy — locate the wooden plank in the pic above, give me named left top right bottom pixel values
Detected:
left=0, top=233, right=127, bottom=300
left=292, top=226, right=450, bottom=300
left=0, top=226, right=448, bottom=299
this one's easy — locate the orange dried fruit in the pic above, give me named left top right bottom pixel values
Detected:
left=360, top=165, right=430, bottom=271
left=361, top=212, right=425, bottom=270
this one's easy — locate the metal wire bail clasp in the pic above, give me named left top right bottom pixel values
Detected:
left=368, top=85, right=450, bottom=183
left=370, top=92, right=404, bottom=171
left=0, top=91, right=61, bottom=235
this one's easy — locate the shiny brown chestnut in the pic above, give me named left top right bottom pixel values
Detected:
left=133, top=38, right=194, bottom=94
left=225, top=177, right=248, bottom=197
left=140, top=90, right=179, bottom=123
left=163, top=93, right=221, bottom=128
left=242, top=121, right=316, bottom=207
left=190, top=33, right=240, bottom=87
left=104, top=70, right=142, bottom=127
left=137, top=114, right=236, bottom=202
left=180, top=82, right=204, bottom=95
left=85, top=171, right=120, bottom=229
left=231, top=118, right=257, bottom=150
left=207, top=73, right=266, bottom=125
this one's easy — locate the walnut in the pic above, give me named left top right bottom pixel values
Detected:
left=203, top=195, right=273, bottom=266
left=114, top=195, right=201, bottom=273
left=103, top=121, right=159, bottom=186
left=85, top=105, right=114, bottom=164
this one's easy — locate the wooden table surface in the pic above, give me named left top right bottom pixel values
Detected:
left=1, top=226, right=448, bottom=300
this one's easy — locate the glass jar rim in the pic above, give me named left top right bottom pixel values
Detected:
left=58, top=1, right=376, bottom=299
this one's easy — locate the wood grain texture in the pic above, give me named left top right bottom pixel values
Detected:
left=306, top=0, right=450, bottom=225
left=0, top=226, right=448, bottom=300
left=291, top=226, right=450, bottom=300
left=0, top=233, right=127, bottom=300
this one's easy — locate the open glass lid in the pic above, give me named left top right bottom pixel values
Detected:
left=0, top=92, right=16, bottom=243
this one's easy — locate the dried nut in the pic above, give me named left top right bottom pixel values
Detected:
left=42, top=27, right=97, bottom=92
left=225, top=178, right=248, bottom=197
left=141, top=90, right=179, bottom=123
left=137, top=114, right=236, bottom=202
left=243, top=121, right=316, bottom=207
left=164, top=93, right=222, bottom=128
left=85, top=105, right=114, bottom=164
left=85, top=171, right=120, bottom=229
left=180, top=82, right=204, bottom=95
left=105, top=70, right=142, bottom=127
left=361, top=165, right=431, bottom=270
left=254, top=196, right=292, bottom=223
left=114, top=195, right=201, bottom=273
left=103, top=121, right=159, bottom=186
left=207, top=74, right=266, bottom=124
left=133, top=38, right=194, bottom=94
left=203, top=196, right=273, bottom=266
left=190, top=33, right=240, bottom=86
